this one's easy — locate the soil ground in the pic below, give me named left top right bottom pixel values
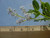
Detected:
left=0, top=31, right=50, bottom=38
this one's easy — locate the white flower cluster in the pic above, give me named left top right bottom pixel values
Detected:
left=8, top=7, right=18, bottom=17
left=16, top=6, right=32, bottom=24
left=24, top=13, right=31, bottom=20
left=20, top=6, right=31, bottom=20
left=8, top=6, right=32, bottom=24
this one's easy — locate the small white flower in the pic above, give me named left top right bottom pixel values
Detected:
left=24, top=13, right=31, bottom=20
left=20, top=6, right=25, bottom=9
left=20, top=6, right=27, bottom=14
left=16, top=18, right=24, bottom=24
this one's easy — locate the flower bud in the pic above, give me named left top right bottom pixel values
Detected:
left=8, top=8, right=13, bottom=14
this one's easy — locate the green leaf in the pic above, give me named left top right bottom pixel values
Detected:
left=32, top=0, right=40, bottom=10
left=45, top=2, right=50, bottom=17
left=41, top=2, right=50, bottom=17
left=27, top=9, right=40, bottom=18
left=43, top=18, right=47, bottom=22
left=33, top=10, right=40, bottom=18
left=41, top=2, right=45, bottom=9
left=27, top=9, right=34, bottom=13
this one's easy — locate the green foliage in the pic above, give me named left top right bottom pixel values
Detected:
left=27, top=9, right=34, bottom=13
left=41, top=2, right=45, bottom=9
left=27, top=0, right=50, bottom=21
left=41, top=2, right=50, bottom=17
left=27, top=9, right=40, bottom=18
left=8, top=0, right=50, bottom=24
left=32, top=10, right=40, bottom=18
left=32, top=0, right=40, bottom=10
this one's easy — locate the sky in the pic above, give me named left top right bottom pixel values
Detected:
left=0, top=0, right=50, bottom=26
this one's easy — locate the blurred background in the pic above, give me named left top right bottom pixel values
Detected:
left=0, top=0, right=50, bottom=26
